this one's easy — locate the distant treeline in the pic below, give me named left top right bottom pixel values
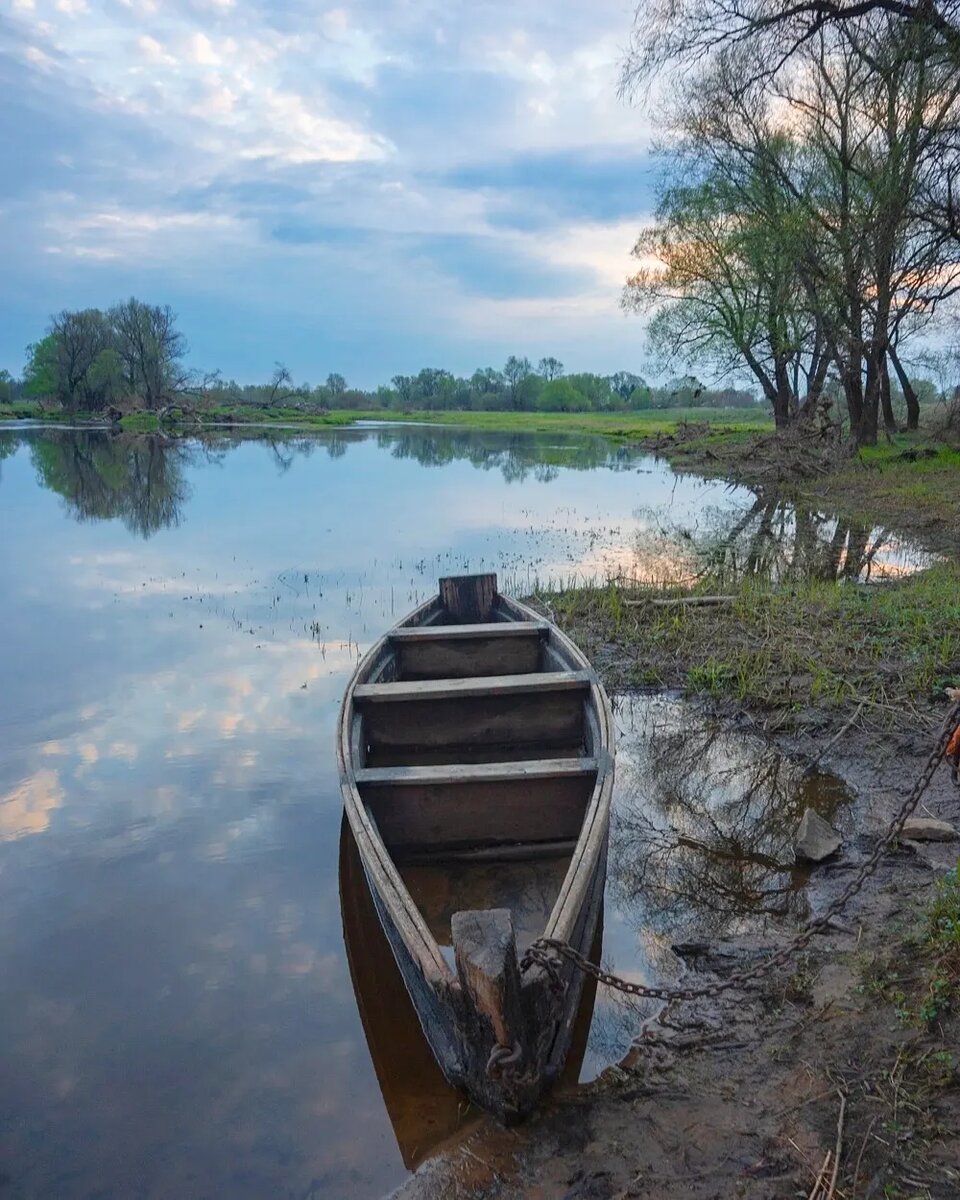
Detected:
left=3, top=300, right=947, bottom=421
left=2, top=300, right=762, bottom=415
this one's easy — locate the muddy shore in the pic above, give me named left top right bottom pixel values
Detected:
left=395, top=717, right=960, bottom=1199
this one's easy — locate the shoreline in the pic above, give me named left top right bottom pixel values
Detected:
left=5, top=405, right=956, bottom=553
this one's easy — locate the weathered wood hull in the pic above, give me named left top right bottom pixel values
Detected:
left=337, top=574, right=614, bottom=1122
left=338, top=816, right=603, bottom=1167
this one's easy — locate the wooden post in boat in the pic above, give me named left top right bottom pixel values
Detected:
left=440, top=573, right=498, bottom=623
left=452, top=908, right=527, bottom=1113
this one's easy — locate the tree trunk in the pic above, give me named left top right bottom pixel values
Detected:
left=841, top=349, right=864, bottom=438
left=879, top=353, right=897, bottom=433
left=888, top=347, right=920, bottom=431
left=772, top=357, right=793, bottom=430
left=799, top=348, right=832, bottom=419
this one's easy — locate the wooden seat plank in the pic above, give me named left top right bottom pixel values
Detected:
left=360, top=755, right=598, bottom=853
left=357, top=757, right=598, bottom=788
left=389, top=621, right=547, bottom=642
left=354, top=670, right=590, bottom=705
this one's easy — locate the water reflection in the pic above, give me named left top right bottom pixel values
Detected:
left=1, top=426, right=935, bottom=585
left=579, top=694, right=854, bottom=1072
left=610, top=695, right=852, bottom=935
left=632, top=493, right=937, bottom=585
left=376, top=426, right=638, bottom=482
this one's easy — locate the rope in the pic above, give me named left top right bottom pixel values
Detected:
left=520, top=701, right=960, bottom=1004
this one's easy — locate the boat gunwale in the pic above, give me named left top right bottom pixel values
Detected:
left=499, top=595, right=615, bottom=947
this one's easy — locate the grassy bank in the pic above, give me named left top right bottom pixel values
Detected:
left=0, top=399, right=772, bottom=438
left=328, top=406, right=772, bottom=437
left=547, top=559, right=960, bottom=731
left=644, top=421, right=960, bottom=552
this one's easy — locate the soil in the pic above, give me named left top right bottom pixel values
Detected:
left=394, top=723, right=960, bottom=1200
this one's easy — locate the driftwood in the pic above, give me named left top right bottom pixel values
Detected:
left=623, top=594, right=734, bottom=608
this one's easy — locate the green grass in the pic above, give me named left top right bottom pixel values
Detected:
left=549, top=559, right=960, bottom=726
left=320, top=406, right=773, bottom=438
left=861, top=861, right=960, bottom=1027
left=5, top=401, right=774, bottom=439
left=918, top=862, right=960, bottom=1023
left=0, top=401, right=88, bottom=422
left=823, top=439, right=960, bottom=541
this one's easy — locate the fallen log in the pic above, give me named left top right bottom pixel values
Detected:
left=623, top=594, right=735, bottom=608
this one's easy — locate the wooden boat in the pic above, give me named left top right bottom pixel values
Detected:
left=337, top=573, right=614, bottom=1121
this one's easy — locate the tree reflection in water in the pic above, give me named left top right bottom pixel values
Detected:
left=0, top=430, right=17, bottom=480
left=377, top=427, right=636, bottom=482
left=610, top=694, right=852, bottom=937
left=632, top=493, right=937, bottom=586
left=2, top=425, right=641, bottom=541
left=26, top=430, right=195, bottom=538
left=584, top=694, right=854, bottom=1070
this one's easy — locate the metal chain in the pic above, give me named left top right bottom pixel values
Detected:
left=520, top=701, right=960, bottom=1004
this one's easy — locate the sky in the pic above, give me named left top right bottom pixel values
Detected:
left=0, top=0, right=662, bottom=387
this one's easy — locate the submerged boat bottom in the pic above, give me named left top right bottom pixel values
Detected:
left=400, top=852, right=574, bottom=970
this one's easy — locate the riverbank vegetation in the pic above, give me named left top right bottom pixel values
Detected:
left=622, top=0, right=960, bottom=446
left=546, top=558, right=960, bottom=732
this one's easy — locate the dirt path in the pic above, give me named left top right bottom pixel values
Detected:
left=394, top=729, right=960, bottom=1199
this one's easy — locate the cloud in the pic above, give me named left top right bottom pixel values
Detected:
left=0, top=769, right=65, bottom=842
left=406, top=232, right=592, bottom=299
left=445, top=148, right=660, bottom=229
left=0, top=0, right=657, bottom=382
left=137, top=35, right=175, bottom=66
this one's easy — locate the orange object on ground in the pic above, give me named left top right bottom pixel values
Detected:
left=948, top=726, right=960, bottom=759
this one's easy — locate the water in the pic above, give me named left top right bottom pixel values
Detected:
left=0, top=425, right=918, bottom=1197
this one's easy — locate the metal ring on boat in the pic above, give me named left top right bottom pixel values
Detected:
left=485, top=1040, right=522, bottom=1075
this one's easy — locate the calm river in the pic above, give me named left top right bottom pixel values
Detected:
left=0, top=424, right=932, bottom=1197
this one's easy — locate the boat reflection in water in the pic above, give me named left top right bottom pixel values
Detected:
left=338, top=818, right=598, bottom=1170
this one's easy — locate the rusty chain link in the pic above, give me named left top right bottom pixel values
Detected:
left=520, top=701, right=960, bottom=1004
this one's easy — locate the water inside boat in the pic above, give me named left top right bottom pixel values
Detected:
left=399, top=854, right=573, bottom=968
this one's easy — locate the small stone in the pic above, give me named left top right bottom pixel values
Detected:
left=900, top=817, right=958, bottom=842
left=794, top=808, right=842, bottom=863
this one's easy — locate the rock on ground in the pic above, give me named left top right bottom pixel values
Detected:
left=901, top=816, right=958, bottom=841
left=794, top=807, right=841, bottom=862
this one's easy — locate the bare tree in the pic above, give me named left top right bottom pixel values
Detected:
left=503, top=355, right=533, bottom=407
left=621, top=0, right=960, bottom=94
left=537, top=356, right=564, bottom=380
left=109, top=299, right=188, bottom=409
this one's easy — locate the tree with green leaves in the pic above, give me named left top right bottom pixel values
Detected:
left=624, top=136, right=828, bottom=428
left=502, top=355, right=533, bottom=408
left=49, top=309, right=120, bottom=410
left=23, top=336, right=59, bottom=400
